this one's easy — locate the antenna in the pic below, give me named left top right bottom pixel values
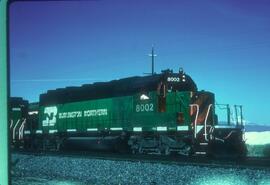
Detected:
left=148, top=45, right=157, bottom=75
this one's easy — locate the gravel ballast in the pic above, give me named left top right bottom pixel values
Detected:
left=12, top=154, right=270, bottom=185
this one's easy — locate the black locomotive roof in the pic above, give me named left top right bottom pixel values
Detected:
left=10, top=97, right=29, bottom=108
left=28, top=102, right=39, bottom=112
left=39, top=71, right=197, bottom=106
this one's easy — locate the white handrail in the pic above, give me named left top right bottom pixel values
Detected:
left=190, top=104, right=199, bottom=138
left=204, top=104, right=213, bottom=141
left=10, top=120, right=13, bottom=129
left=12, top=119, right=20, bottom=141
left=18, top=119, right=26, bottom=140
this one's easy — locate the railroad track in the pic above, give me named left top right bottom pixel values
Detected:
left=12, top=149, right=270, bottom=170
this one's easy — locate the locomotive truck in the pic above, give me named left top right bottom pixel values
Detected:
left=9, top=69, right=247, bottom=157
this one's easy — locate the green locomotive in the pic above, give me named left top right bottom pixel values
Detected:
left=10, top=69, right=246, bottom=157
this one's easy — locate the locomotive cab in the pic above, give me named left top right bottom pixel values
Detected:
left=160, top=68, right=197, bottom=93
left=157, top=69, right=198, bottom=113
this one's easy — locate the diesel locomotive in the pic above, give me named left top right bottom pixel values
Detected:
left=9, top=69, right=247, bottom=157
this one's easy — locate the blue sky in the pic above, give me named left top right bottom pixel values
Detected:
left=9, top=0, right=270, bottom=124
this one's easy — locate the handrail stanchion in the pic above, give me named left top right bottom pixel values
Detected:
left=190, top=104, right=199, bottom=139
left=204, top=104, right=213, bottom=141
left=240, top=105, right=243, bottom=127
left=227, top=104, right=230, bottom=125
left=234, top=105, right=238, bottom=126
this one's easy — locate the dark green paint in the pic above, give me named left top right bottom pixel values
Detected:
left=39, top=91, right=191, bottom=132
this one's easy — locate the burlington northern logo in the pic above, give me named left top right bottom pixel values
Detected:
left=42, top=106, right=108, bottom=127
left=42, top=106, right=58, bottom=127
